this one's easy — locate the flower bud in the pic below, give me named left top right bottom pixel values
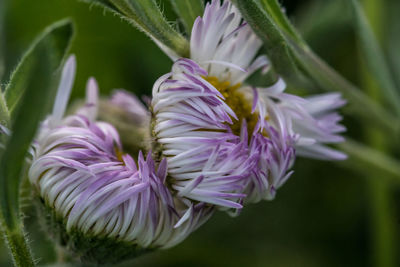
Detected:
left=29, top=56, right=213, bottom=264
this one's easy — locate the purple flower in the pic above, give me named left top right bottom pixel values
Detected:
left=29, top=56, right=213, bottom=251
left=152, top=0, right=346, bottom=208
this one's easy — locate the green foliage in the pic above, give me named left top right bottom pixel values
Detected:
left=231, top=0, right=301, bottom=83
left=258, top=0, right=305, bottom=46
left=338, top=139, right=400, bottom=183
left=0, top=0, right=5, bottom=82
left=169, top=0, right=204, bottom=36
left=4, top=19, right=74, bottom=119
left=288, top=39, right=400, bottom=138
left=0, top=19, right=74, bottom=266
left=386, top=0, right=400, bottom=90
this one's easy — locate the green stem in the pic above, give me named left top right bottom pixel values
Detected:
left=0, top=0, right=5, bottom=83
left=361, top=0, right=396, bottom=265
left=0, top=91, right=10, bottom=127
left=338, top=140, right=400, bottom=183
left=367, top=178, right=396, bottom=267
left=259, top=0, right=306, bottom=47
left=288, top=39, right=400, bottom=139
left=1, top=223, right=35, bottom=267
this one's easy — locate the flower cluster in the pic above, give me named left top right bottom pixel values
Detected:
left=29, top=57, right=212, bottom=262
left=28, top=0, right=346, bottom=263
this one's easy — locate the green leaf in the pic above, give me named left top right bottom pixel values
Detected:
left=0, top=92, right=9, bottom=128
left=4, top=19, right=74, bottom=118
left=356, top=2, right=397, bottom=265
left=0, top=45, right=52, bottom=267
left=0, top=0, right=8, bottom=126
left=81, top=0, right=190, bottom=58
left=0, top=0, right=6, bottom=83
left=338, top=139, right=400, bottom=183
left=287, top=37, right=400, bottom=138
left=169, top=0, right=204, bottom=36
left=0, top=19, right=74, bottom=266
left=1, top=17, right=73, bottom=230
left=259, top=0, right=305, bottom=47
left=386, top=0, right=400, bottom=90
left=350, top=0, right=400, bottom=117
left=231, top=0, right=300, bottom=83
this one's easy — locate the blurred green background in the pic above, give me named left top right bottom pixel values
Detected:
left=1, top=0, right=399, bottom=266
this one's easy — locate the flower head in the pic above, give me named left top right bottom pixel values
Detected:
left=152, top=0, right=346, bottom=209
left=29, top=56, right=212, bottom=263
left=152, top=59, right=254, bottom=210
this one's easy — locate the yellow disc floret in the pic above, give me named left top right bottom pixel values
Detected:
left=204, top=76, right=260, bottom=137
left=114, top=146, right=125, bottom=162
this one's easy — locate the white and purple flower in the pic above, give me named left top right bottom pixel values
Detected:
left=29, top=56, right=213, bottom=253
left=152, top=0, right=346, bottom=207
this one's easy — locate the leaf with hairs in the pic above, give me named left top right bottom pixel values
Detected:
left=0, top=19, right=74, bottom=266
left=4, top=19, right=74, bottom=118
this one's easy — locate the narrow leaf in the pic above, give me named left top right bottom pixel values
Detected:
left=259, top=0, right=305, bottom=46
left=386, top=0, right=400, bottom=90
left=0, top=19, right=74, bottom=231
left=0, top=92, right=10, bottom=128
left=287, top=37, right=400, bottom=138
left=0, top=19, right=73, bottom=266
left=0, top=0, right=9, bottom=126
left=350, top=0, right=400, bottom=116
left=231, top=0, right=300, bottom=83
left=4, top=19, right=74, bottom=117
left=0, top=0, right=6, bottom=82
left=169, top=0, right=204, bottom=36
left=0, top=45, right=54, bottom=267
left=338, top=139, right=400, bottom=183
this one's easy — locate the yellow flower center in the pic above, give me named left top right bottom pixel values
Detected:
left=114, top=146, right=125, bottom=162
left=204, top=76, right=260, bottom=137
